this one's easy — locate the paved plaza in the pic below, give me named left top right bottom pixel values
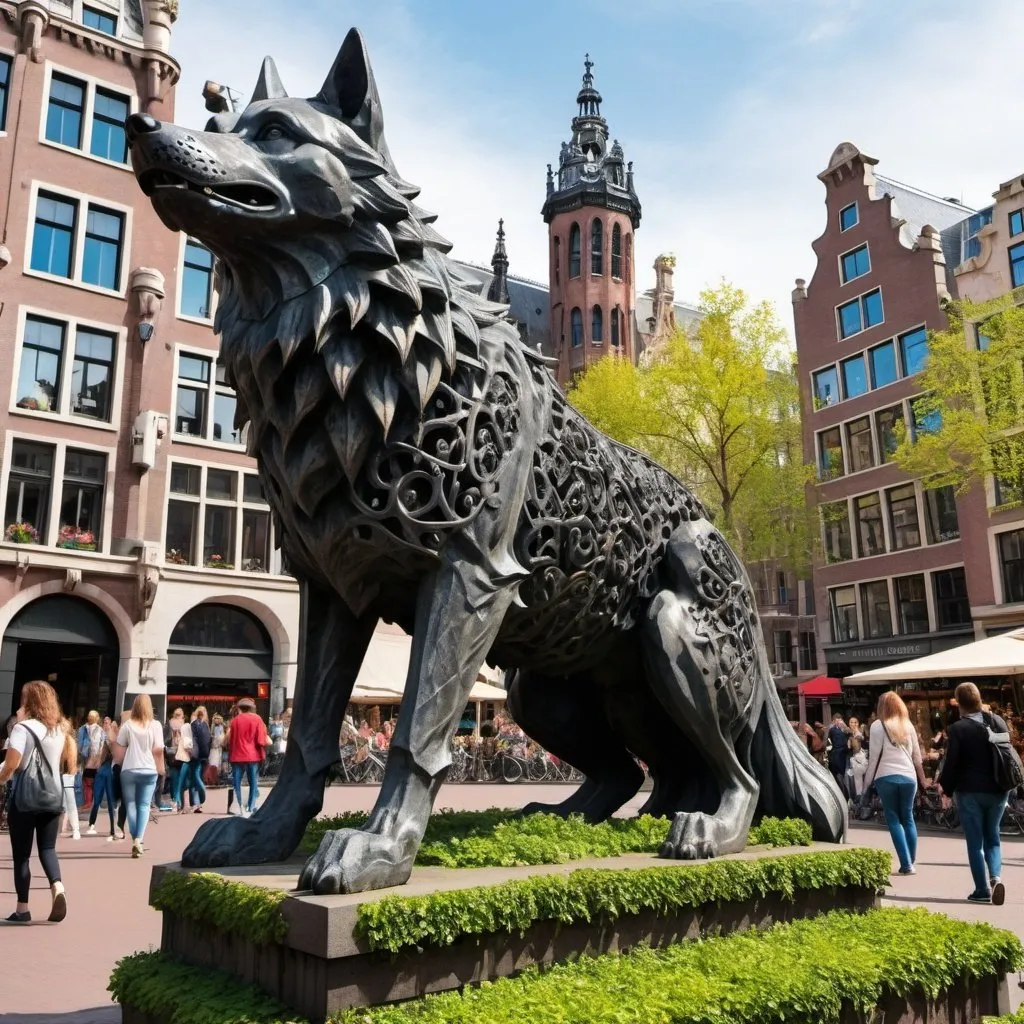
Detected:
left=0, top=784, right=1021, bottom=1021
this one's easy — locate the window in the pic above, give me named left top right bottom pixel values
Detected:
left=90, top=88, right=129, bottom=163
left=1010, top=209, right=1024, bottom=238
left=610, top=306, right=620, bottom=347
left=817, top=426, right=843, bottom=480
left=773, top=630, right=793, bottom=673
left=837, top=289, right=883, bottom=339
left=624, top=234, right=632, bottom=285
left=174, top=352, right=242, bottom=445
left=886, top=484, right=920, bottom=550
left=46, top=73, right=85, bottom=149
left=995, top=469, right=1024, bottom=508
left=839, top=202, right=858, bottom=231
left=570, top=308, right=583, bottom=349
left=165, top=463, right=273, bottom=572
left=812, top=366, right=839, bottom=408
left=4, top=441, right=54, bottom=541
left=875, top=405, right=904, bottom=463
left=82, top=5, right=117, bottom=34
left=0, top=54, right=11, bottom=132
left=16, top=316, right=64, bottom=414
left=553, top=237, right=560, bottom=284
left=590, top=219, right=603, bottom=275
left=869, top=341, right=897, bottom=389
left=31, top=193, right=76, bottom=279
left=846, top=416, right=874, bottom=472
left=898, top=327, right=928, bottom=377
left=776, top=571, right=788, bottom=605
left=568, top=223, right=581, bottom=278
left=1011, top=242, right=1024, bottom=289
left=591, top=306, right=603, bottom=344
left=181, top=240, right=215, bottom=319
left=854, top=492, right=884, bottom=557
left=961, top=208, right=993, bottom=262
left=860, top=580, right=893, bottom=639
left=934, top=567, right=970, bottom=630
left=840, top=354, right=868, bottom=399
left=911, top=397, right=941, bottom=437
left=840, top=244, right=870, bottom=284
left=611, top=224, right=622, bottom=277
left=924, top=486, right=959, bottom=544
left=894, top=574, right=929, bottom=634
left=798, top=631, right=817, bottom=671
left=82, top=205, right=124, bottom=290
left=59, top=449, right=105, bottom=544
left=829, top=586, right=858, bottom=642
left=821, top=500, right=852, bottom=563
left=999, top=530, right=1024, bottom=604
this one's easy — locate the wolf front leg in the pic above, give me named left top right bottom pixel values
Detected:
left=298, top=558, right=514, bottom=894
left=182, top=579, right=376, bottom=867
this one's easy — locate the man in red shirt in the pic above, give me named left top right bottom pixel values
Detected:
left=225, top=698, right=270, bottom=817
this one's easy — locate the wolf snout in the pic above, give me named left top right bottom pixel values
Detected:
left=125, top=112, right=161, bottom=144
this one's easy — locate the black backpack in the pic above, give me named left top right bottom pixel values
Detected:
left=974, top=713, right=1024, bottom=795
left=12, top=724, right=64, bottom=815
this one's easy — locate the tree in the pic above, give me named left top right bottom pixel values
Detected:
left=570, top=282, right=813, bottom=568
left=892, top=291, right=1024, bottom=503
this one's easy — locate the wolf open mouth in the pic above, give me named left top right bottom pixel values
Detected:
left=138, top=169, right=278, bottom=212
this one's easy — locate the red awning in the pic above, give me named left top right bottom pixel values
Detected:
left=798, top=676, right=843, bottom=697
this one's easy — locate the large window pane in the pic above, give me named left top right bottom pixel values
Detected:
left=70, top=327, right=114, bottom=420
left=590, top=219, right=603, bottom=275
left=568, top=223, right=581, bottom=278
left=838, top=299, right=861, bottom=339
left=934, top=567, right=970, bottom=630
left=610, top=224, right=622, bottom=277
left=860, top=580, right=893, bottom=639
left=875, top=404, right=904, bottom=463
left=82, top=205, right=124, bottom=289
left=175, top=386, right=206, bottom=436
left=1010, top=242, right=1024, bottom=289
left=90, top=88, right=129, bottom=163
left=862, top=290, right=883, bottom=328
left=821, top=500, right=852, bottom=563
left=869, top=341, right=897, bottom=389
left=45, top=73, right=84, bottom=148
left=83, top=5, right=117, bottom=33
left=16, top=316, right=64, bottom=413
left=894, top=574, right=929, bottom=634
left=812, top=366, right=839, bottom=407
left=911, top=397, right=941, bottom=437
left=887, top=484, right=920, bottom=550
left=31, top=193, right=76, bottom=278
left=854, top=492, right=885, bottom=557
left=243, top=474, right=267, bottom=503
left=839, top=203, right=858, bottom=231
left=846, top=416, right=874, bottom=472
left=59, top=449, right=105, bottom=545
left=165, top=499, right=197, bottom=564
left=798, top=631, right=818, bottom=671
left=170, top=464, right=201, bottom=495
left=924, top=486, right=959, bottom=544
left=4, top=441, right=53, bottom=542
left=181, top=241, right=214, bottom=318
left=212, top=393, right=241, bottom=444
left=818, top=426, right=843, bottom=480
left=206, top=468, right=236, bottom=501
left=179, top=354, right=211, bottom=382
left=570, top=307, right=583, bottom=348
left=841, top=355, right=868, bottom=399
left=0, top=55, right=11, bottom=132
left=841, top=245, right=870, bottom=284
left=241, top=509, right=270, bottom=572
left=998, top=529, right=1024, bottom=604
left=899, top=327, right=929, bottom=376
left=830, top=586, right=858, bottom=642
left=203, top=505, right=235, bottom=568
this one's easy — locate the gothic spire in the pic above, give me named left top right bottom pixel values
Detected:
left=576, top=53, right=602, bottom=118
left=487, top=218, right=509, bottom=305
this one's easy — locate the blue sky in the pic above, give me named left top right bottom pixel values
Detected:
left=171, top=0, right=1024, bottom=336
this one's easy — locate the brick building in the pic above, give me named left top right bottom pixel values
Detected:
left=794, top=142, right=1024, bottom=711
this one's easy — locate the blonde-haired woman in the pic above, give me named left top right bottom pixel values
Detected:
left=866, top=691, right=928, bottom=875
left=115, top=695, right=165, bottom=858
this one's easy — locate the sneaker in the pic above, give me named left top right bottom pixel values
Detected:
left=4, top=911, right=31, bottom=923
left=131, top=841, right=141, bottom=859
left=106, top=834, right=116, bottom=842
left=49, top=885, right=67, bottom=923
left=991, top=879, right=1006, bottom=906
left=71, top=833, right=80, bottom=840
left=114, top=831, right=125, bottom=841
left=967, top=891, right=992, bottom=903
left=86, top=826, right=97, bottom=836
left=898, top=866, right=916, bottom=875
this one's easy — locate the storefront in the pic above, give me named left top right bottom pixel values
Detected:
left=0, top=594, right=119, bottom=722
left=165, top=603, right=274, bottom=721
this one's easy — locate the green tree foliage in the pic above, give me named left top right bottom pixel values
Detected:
left=570, top=282, right=812, bottom=567
left=893, top=292, right=1024, bottom=503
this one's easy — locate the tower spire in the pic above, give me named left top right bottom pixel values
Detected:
left=487, top=218, right=509, bottom=305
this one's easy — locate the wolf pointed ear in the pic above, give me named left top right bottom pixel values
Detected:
left=251, top=56, right=288, bottom=103
left=318, top=28, right=385, bottom=152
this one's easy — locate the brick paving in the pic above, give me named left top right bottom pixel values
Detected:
left=0, top=785, right=1021, bottom=1020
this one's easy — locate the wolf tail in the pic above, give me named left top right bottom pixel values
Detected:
left=749, top=664, right=847, bottom=843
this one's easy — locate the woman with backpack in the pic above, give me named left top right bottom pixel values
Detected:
left=0, top=681, right=69, bottom=923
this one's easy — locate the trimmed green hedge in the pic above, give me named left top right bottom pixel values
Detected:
left=354, top=847, right=889, bottom=953
left=152, top=870, right=288, bottom=946
left=111, top=908, right=1023, bottom=1024
left=985, top=1013, right=1024, bottom=1024
left=302, top=810, right=813, bottom=867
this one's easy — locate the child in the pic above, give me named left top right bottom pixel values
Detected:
left=59, top=718, right=80, bottom=840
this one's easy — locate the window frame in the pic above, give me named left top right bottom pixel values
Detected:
left=82, top=4, right=118, bottom=34
left=590, top=219, right=603, bottom=276
left=568, top=223, right=581, bottom=279
left=23, top=181, right=133, bottom=297
left=8, top=304, right=126, bottom=431
left=886, top=482, right=921, bottom=552
left=997, top=528, right=1024, bottom=605
left=845, top=415, right=875, bottom=474
left=177, top=236, right=218, bottom=324
left=820, top=499, right=853, bottom=564
left=839, top=202, right=858, bottom=232
left=853, top=490, right=885, bottom=558
left=811, top=364, right=839, bottom=408
left=610, top=223, right=622, bottom=278
left=38, top=61, right=136, bottom=170
left=933, top=566, right=970, bottom=631
left=1009, top=209, right=1024, bottom=238
left=875, top=403, right=905, bottom=464
left=171, top=345, right=246, bottom=450
left=1010, top=241, right=1024, bottom=290
left=868, top=340, right=898, bottom=390
left=816, top=425, right=844, bottom=480
left=591, top=305, right=603, bottom=345
left=569, top=307, right=583, bottom=349
left=829, top=585, right=859, bottom=643
left=839, top=243, right=870, bottom=285
left=0, top=50, right=12, bottom=134
left=836, top=288, right=884, bottom=340
left=859, top=578, right=894, bottom=640
left=893, top=573, right=930, bottom=635
left=840, top=353, right=868, bottom=400
left=924, top=485, right=959, bottom=544
left=898, top=324, right=929, bottom=377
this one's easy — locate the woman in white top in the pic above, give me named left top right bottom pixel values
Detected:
left=0, top=681, right=69, bottom=923
left=865, top=690, right=928, bottom=875
left=167, top=708, right=193, bottom=812
left=115, top=694, right=165, bottom=858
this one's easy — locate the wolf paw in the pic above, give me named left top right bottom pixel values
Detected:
left=659, top=811, right=720, bottom=860
left=297, top=829, right=415, bottom=895
left=182, top=814, right=301, bottom=868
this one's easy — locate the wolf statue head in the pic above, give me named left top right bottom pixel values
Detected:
left=128, top=29, right=496, bottom=474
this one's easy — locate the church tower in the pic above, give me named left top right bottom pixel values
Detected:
left=543, top=55, right=641, bottom=386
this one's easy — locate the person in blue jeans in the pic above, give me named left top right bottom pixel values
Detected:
left=939, top=682, right=1010, bottom=905
left=865, top=691, right=928, bottom=875
left=115, top=695, right=166, bottom=858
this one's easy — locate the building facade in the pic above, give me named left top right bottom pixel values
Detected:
left=0, top=0, right=298, bottom=724
left=794, top=142, right=1024, bottom=703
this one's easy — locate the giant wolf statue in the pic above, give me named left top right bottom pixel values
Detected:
left=128, top=29, right=845, bottom=894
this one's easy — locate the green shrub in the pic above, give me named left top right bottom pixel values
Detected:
left=302, top=810, right=812, bottom=866
left=109, top=951, right=307, bottom=1024
left=334, top=907, right=1024, bottom=1024
left=152, top=870, right=288, bottom=945
left=355, top=847, right=890, bottom=953
left=984, top=1013, right=1024, bottom=1024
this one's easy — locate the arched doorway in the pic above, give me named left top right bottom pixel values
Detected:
left=1, top=595, right=119, bottom=720
left=166, top=603, right=273, bottom=720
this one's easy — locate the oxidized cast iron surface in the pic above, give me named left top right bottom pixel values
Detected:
left=128, top=29, right=845, bottom=894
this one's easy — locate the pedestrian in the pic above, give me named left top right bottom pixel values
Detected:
left=207, top=713, right=225, bottom=788
left=846, top=734, right=869, bottom=798
left=226, top=697, right=270, bottom=817
left=115, top=694, right=165, bottom=858
left=827, top=713, right=851, bottom=795
left=938, top=681, right=1011, bottom=905
left=77, top=710, right=104, bottom=811
left=85, top=719, right=118, bottom=838
left=865, top=690, right=928, bottom=876
left=165, top=708, right=193, bottom=812
left=0, top=681, right=69, bottom=923
left=59, top=718, right=81, bottom=840
left=188, top=706, right=211, bottom=813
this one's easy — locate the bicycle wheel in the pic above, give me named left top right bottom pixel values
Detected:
left=501, top=755, right=523, bottom=783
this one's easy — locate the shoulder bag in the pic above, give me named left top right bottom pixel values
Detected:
left=12, top=724, right=64, bottom=815
left=972, top=714, right=1024, bottom=795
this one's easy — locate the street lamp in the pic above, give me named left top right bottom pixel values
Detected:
left=202, top=80, right=240, bottom=114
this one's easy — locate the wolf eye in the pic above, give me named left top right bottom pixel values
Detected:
left=257, top=123, right=288, bottom=142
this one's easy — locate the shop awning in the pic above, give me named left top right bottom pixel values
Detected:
left=844, top=629, right=1024, bottom=684
left=798, top=676, right=843, bottom=697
